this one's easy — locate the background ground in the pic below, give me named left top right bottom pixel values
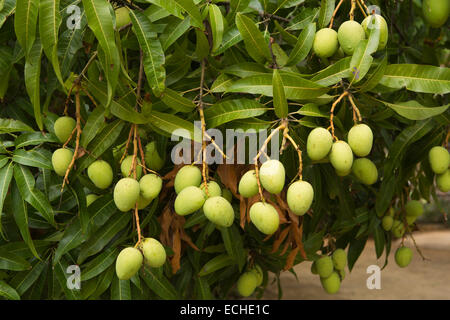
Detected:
left=263, top=225, right=450, bottom=300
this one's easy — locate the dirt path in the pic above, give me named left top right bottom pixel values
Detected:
left=262, top=230, right=450, bottom=300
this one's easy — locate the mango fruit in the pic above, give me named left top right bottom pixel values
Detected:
left=437, top=169, right=450, bottom=192
left=337, top=20, right=365, bottom=55
left=259, top=160, right=285, bottom=194
left=114, top=178, right=140, bottom=212
left=428, top=146, right=449, bottom=174
left=332, top=249, right=347, bottom=271
left=87, top=160, right=113, bottom=189
left=237, top=272, right=257, bottom=297
left=316, top=256, right=334, bottom=278
left=222, top=188, right=233, bottom=202
left=362, top=14, right=388, bottom=50
left=286, top=180, right=314, bottom=216
left=115, top=247, right=143, bottom=280
left=203, top=196, right=234, bottom=227
left=347, top=124, right=373, bottom=157
left=174, top=186, right=205, bottom=216
left=52, top=148, right=73, bottom=176
left=144, top=141, right=165, bottom=171
left=313, top=28, right=339, bottom=58
left=140, top=238, right=166, bottom=268
left=392, top=220, right=406, bottom=238
left=174, top=165, right=202, bottom=194
left=320, top=271, right=341, bottom=294
left=139, top=174, right=163, bottom=200
left=250, top=265, right=263, bottom=286
left=137, top=194, right=152, bottom=210
left=307, top=127, right=333, bottom=161
left=382, top=215, right=394, bottom=231
left=86, top=194, right=99, bottom=207
left=115, top=7, right=131, bottom=29
left=405, top=200, right=424, bottom=218
left=329, top=141, right=354, bottom=173
left=311, top=261, right=318, bottom=275
left=54, top=116, right=76, bottom=143
left=395, top=247, right=413, bottom=268
left=249, top=202, right=280, bottom=235
left=351, top=158, right=378, bottom=185
left=423, top=0, right=449, bottom=28
left=238, top=170, right=259, bottom=198
left=121, top=155, right=142, bottom=179
left=200, top=181, right=222, bottom=198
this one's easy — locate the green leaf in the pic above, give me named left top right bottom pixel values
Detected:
left=53, top=219, right=84, bottom=265
left=229, top=0, right=250, bottom=20
left=213, top=26, right=242, bottom=56
left=311, top=57, right=351, bottom=86
left=129, top=11, right=166, bottom=96
left=53, top=257, right=81, bottom=300
left=349, top=17, right=380, bottom=84
left=223, top=62, right=268, bottom=78
left=317, top=0, right=335, bottom=29
left=14, top=0, right=39, bottom=56
left=195, top=276, right=213, bottom=299
left=160, top=16, right=191, bottom=51
left=380, top=100, right=449, bottom=120
left=0, top=280, right=20, bottom=300
left=235, top=13, right=271, bottom=64
left=173, top=0, right=204, bottom=29
left=209, top=4, right=224, bottom=53
left=10, top=260, right=46, bottom=295
left=287, top=7, right=319, bottom=31
left=13, top=164, right=55, bottom=227
left=199, top=254, right=234, bottom=276
left=204, top=98, right=270, bottom=128
left=297, top=103, right=329, bottom=118
left=358, top=55, right=387, bottom=92
left=347, top=236, right=367, bottom=271
left=228, top=72, right=329, bottom=99
left=82, top=0, right=120, bottom=107
left=160, top=88, right=196, bottom=113
left=24, top=38, right=43, bottom=130
left=68, top=181, right=89, bottom=234
left=0, top=250, right=31, bottom=271
left=220, top=225, right=246, bottom=272
left=81, top=247, right=118, bottom=281
left=286, top=23, right=315, bottom=67
left=379, top=64, right=450, bottom=94
left=11, top=181, right=40, bottom=260
left=0, top=118, right=33, bottom=134
left=195, top=28, right=210, bottom=60
left=272, top=69, right=288, bottom=118
left=14, top=132, right=59, bottom=148
left=210, top=73, right=234, bottom=93
left=12, top=149, right=52, bottom=170
left=373, top=224, right=385, bottom=259
left=111, top=277, right=131, bottom=300
left=39, top=0, right=63, bottom=86
left=147, top=111, right=196, bottom=141
left=0, top=0, right=16, bottom=29
left=77, top=213, right=131, bottom=264
left=140, top=266, right=178, bottom=300
left=80, top=106, right=106, bottom=148
left=0, top=161, right=13, bottom=235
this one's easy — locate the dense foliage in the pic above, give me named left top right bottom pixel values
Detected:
left=0, top=0, right=449, bottom=300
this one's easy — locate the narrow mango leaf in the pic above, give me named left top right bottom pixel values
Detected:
left=229, top=0, right=250, bottom=20
left=173, top=0, right=204, bottom=29
left=209, top=4, right=224, bottom=53
left=160, top=88, right=196, bottom=113
left=379, top=64, right=450, bottom=94
left=0, top=250, right=31, bottom=271
left=210, top=73, right=234, bottom=93
left=53, top=219, right=84, bottom=265
left=0, top=161, right=14, bottom=235
left=311, top=57, right=351, bottom=86
left=204, top=98, right=270, bottom=128
left=228, top=72, right=329, bottom=99
left=0, top=280, right=20, bottom=300
left=160, top=16, right=191, bottom=51
left=129, top=11, right=166, bottom=96
left=358, top=55, right=387, bottom=92
left=317, top=0, right=335, bottom=29
left=287, top=7, right=319, bottom=31
left=11, top=181, right=40, bottom=260
left=68, top=181, right=89, bottom=234
left=12, top=149, right=52, bottom=170
left=195, top=276, right=213, bottom=299
left=13, top=165, right=55, bottom=227
left=0, top=0, right=16, bottom=29
left=349, top=16, right=380, bottom=84
left=39, top=0, right=63, bottom=86
left=24, top=38, right=43, bottom=130
left=380, top=100, right=449, bottom=120
left=81, top=247, right=118, bottom=281
left=286, top=23, right=315, bottom=67
left=273, top=69, right=288, bottom=118
left=10, top=260, right=46, bottom=295
left=147, top=111, right=196, bottom=141
left=199, top=254, right=234, bottom=276
left=213, top=26, right=242, bottom=56
left=274, top=21, right=297, bottom=46
left=195, top=28, right=210, bottom=60
left=14, top=132, right=58, bottom=148
left=0, top=118, right=33, bottom=133
left=111, top=277, right=131, bottom=300
left=14, top=0, right=38, bottom=56
left=223, top=62, right=268, bottom=78
left=80, top=106, right=106, bottom=148
left=53, top=257, right=81, bottom=300
left=82, top=0, right=120, bottom=106
left=298, top=103, right=329, bottom=118
left=220, top=225, right=246, bottom=271
left=140, top=266, right=178, bottom=300
left=235, top=13, right=271, bottom=64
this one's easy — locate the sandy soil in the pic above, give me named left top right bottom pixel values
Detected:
left=262, top=230, right=450, bottom=300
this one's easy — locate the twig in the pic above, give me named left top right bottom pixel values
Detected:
left=350, top=0, right=356, bottom=20
left=135, top=50, right=144, bottom=110
left=283, top=129, right=303, bottom=181
left=329, top=0, right=345, bottom=28
left=348, top=94, right=362, bottom=123
left=356, top=0, right=368, bottom=17
left=134, top=204, right=142, bottom=247
left=198, top=59, right=209, bottom=197
left=120, top=126, right=134, bottom=164
left=328, top=91, right=349, bottom=141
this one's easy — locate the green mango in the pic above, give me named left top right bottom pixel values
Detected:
left=332, top=249, right=347, bottom=271
left=337, top=20, right=365, bottom=55
left=140, top=238, right=166, bottom=268
left=52, top=148, right=73, bottom=176
left=113, top=178, right=141, bottom=212
left=423, top=0, right=449, bottom=28
left=249, top=202, right=280, bottom=235
left=437, top=169, right=450, bottom=192
left=203, top=196, right=234, bottom=227
left=238, top=170, right=259, bottom=198
left=174, top=186, right=205, bottom=216
left=139, top=174, right=163, bottom=200
left=320, top=271, right=341, bottom=294
left=286, top=180, right=314, bottom=216
left=316, top=256, right=334, bottom=278
left=54, top=116, right=76, bottom=143
left=347, top=124, right=373, bottom=157
left=87, top=160, right=113, bottom=189
left=313, top=28, right=339, bottom=58
left=174, top=165, right=202, bottom=194
left=329, top=141, right=353, bottom=173
left=351, top=158, right=378, bottom=185
left=115, top=247, right=143, bottom=280
left=237, top=272, right=258, bottom=297
left=259, top=160, right=285, bottom=194
left=395, top=247, right=412, bottom=268
left=307, top=127, right=333, bottom=161
left=428, top=146, right=449, bottom=174
left=121, top=155, right=142, bottom=179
